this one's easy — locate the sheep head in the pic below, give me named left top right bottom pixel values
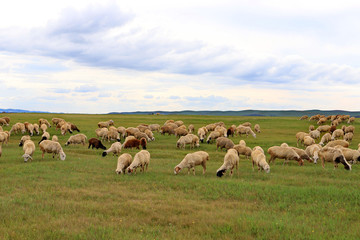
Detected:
left=174, top=166, right=181, bottom=175
left=22, top=154, right=32, bottom=162
left=59, top=151, right=66, bottom=161
left=216, top=169, right=226, bottom=177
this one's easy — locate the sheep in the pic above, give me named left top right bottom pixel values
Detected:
left=117, top=126, right=127, bottom=139
left=19, top=135, right=31, bottom=147
left=0, top=126, right=2, bottom=132
left=51, top=117, right=64, bottom=126
left=305, top=144, right=322, bottom=164
left=52, top=135, right=58, bottom=142
left=0, top=131, right=10, bottom=145
left=317, top=117, right=327, bottom=125
left=236, top=125, right=256, bottom=138
left=227, top=126, right=235, bottom=137
left=189, top=134, right=200, bottom=148
left=317, top=133, right=330, bottom=146
left=9, top=123, right=25, bottom=135
left=344, top=132, right=354, bottom=142
left=309, top=115, right=321, bottom=121
left=318, top=147, right=351, bottom=170
left=88, top=138, right=106, bottom=150
left=331, top=129, right=344, bottom=140
left=102, top=142, right=122, bottom=157
left=0, top=118, right=9, bottom=126
left=24, top=122, right=34, bottom=136
left=160, top=125, right=175, bottom=135
left=295, top=132, right=310, bottom=147
left=197, top=127, right=207, bottom=143
left=309, top=125, right=315, bottom=132
left=22, top=140, right=35, bottom=162
left=348, top=117, right=355, bottom=124
left=98, top=120, right=114, bottom=128
left=39, top=118, right=51, bottom=128
left=188, top=124, right=195, bottom=134
left=251, top=146, right=270, bottom=173
left=291, top=147, right=312, bottom=163
left=215, top=126, right=227, bottom=137
left=40, top=123, right=48, bottom=133
left=267, top=146, right=303, bottom=165
left=325, top=140, right=349, bottom=148
left=144, top=129, right=155, bottom=141
left=115, top=153, right=132, bottom=174
left=206, top=131, right=221, bottom=144
left=216, top=137, right=235, bottom=151
left=233, top=144, right=252, bottom=159
left=174, top=120, right=184, bottom=127
left=33, top=123, right=40, bottom=135
left=107, top=129, right=121, bottom=142
left=303, top=136, right=315, bottom=147
left=39, top=140, right=66, bottom=161
left=215, top=121, right=225, bottom=127
left=69, top=122, right=80, bottom=132
left=309, top=130, right=321, bottom=140
left=95, top=128, right=109, bottom=140
left=137, top=124, right=150, bottom=132
left=65, top=134, right=87, bottom=146
left=205, top=123, right=216, bottom=132
left=126, top=150, right=150, bottom=174
left=60, top=122, right=73, bottom=135
left=149, top=124, right=160, bottom=132
left=174, top=127, right=188, bottom=138
left=334, top=146, right=360, bottom=165
left=174, top=151, right=209, bottom=175
left=254, top=124, right=261, bottom=133
left=342, top=125, right=355, bottom=134
left=300, top=115, right=308, bottom=120
left=1, top=116, right=10, bottom=124
left=216, top=149, right=240, bottom=177
left=0, top=145, right=2, bottom=157
left=164, top=120, right=174, bottom=125
left=241, top=122, right=252, bottom=127
left=38, top=131, right=50, bottom=144
left=239, top=140, right=246, bottom=146
left=177, top=134, right=195, bottom=149
left=123, top=137, right=147, bottom=150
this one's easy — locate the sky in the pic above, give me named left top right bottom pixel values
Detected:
left=1, top=0, right=360, bottom=113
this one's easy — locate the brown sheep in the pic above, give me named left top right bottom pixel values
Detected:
left=123, top=137, right=147, bottom=150
left=88, top=138, right=106, bottom=150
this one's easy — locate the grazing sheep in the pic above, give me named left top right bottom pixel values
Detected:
left=98, top=120, right=114, bottom=128
left=0, top=145, right=2, bottom=157
left=334, top=146, right=360, bottom=165
left=254, top=124, right=261, bottom=133
left=295, top=132, right=310, bottom=147
left=116, top=127, right=126, bottom=139
left=40, top=123, right=47, bottom=133
left=325, top=140, right=349, bottom=148
left=236, top=125, right=256, bottom=138
left=233, top=144, right=252, bottom=159
left=227, top=126, right=235, bottom=137
left=0, top=131, right=10, bottom=145
left=149, top=124, right=160, bottom=132
left=205, top=123, right=216, bottom=132
left=216, top=137, right=235, bottom=151
left=215, top=126, right=227, bottom=137
left=344, top=132, right=354, bottom=142
left=319, top=133, right=332, bottom=146
left=144, top=129, right=155, bottom=141
left=52, top=135, right=58, bottom=142
left=309, top=114, right=321, bottom=121
left=38, top=132, right=50, bottom=144
left=19, top=135, right=31, bottom=147
left=137, top=124, right=150, bottom=132
left=331, top=129, right=344, bottom=140
left=348, top=117, right=355, bottom=124
left=309, top=130, right=321, bottom=140
left=303, top=136, right=315, bottom=147
left=174, top=120, right=184, bottom=127
left=174, top=151, right=209, bottom=175
left=160, top=125, right=175, bottom=136
left=241, top=122, right=252, bottom=127
left=291, top=147, right=312, bottom=163
left=317, top=117, right=327, bottom=125
left=175, top=127, right=188, bottom=138
left=9, top=123, right=25, bottom=135
left=103, top=142, right=122, bottom=157
left=267, top=146, right=302, bottom=165
left=300, top=115, right=308, bottom=120
left=123, top=137, right=147, bottom=150
left=305, top=144, right=322, bottom=164
left=188, top=124, right=195, bottom=134
left=316, top=125, right=331, bottom=133
left=22, top=140, right=35, bottom=162
left=24, top=122, right=34, bottom=136
left=115, top=153, right=132, bottom=174
left=309, top=125, right=315, bottom=132
left=329, top=125, right=337, bottom=134
left=0, top=118, right=9, bottom=126
left=206, top=131, right=221, bottom=144
left=127, top=150, right=150, bottom=174
left=164, top=120, right=175, bottom=125
left=342, top=125, right=355, bottom=134
left=134, top=131, right=150, bottom=142
left=60, top=122, right=73, bottom=135
left=318, top=147, right=351, bottom=170
left=197, top=127, right=207, bottom=143
left=39, top=119, right=51, bottom=128
left=1, top=116, right=10, bottom=124
left=216, top=149, right=239, bottom=177
left=177, top=134, right=194, bottom=149
left=39, top=140, right=66, bottom=161
left=65, top=134, right=87, bottom=146
left=33, top=123, right=40, bottom=135
left=107, top=129, right=121, bottom=142
left=251, top=146, right=270, bottom=173
left=88, top=138, right=106, bottom=150
left=95, top=128, right=109, bottom=140
left=69, top=123, right=80, bottom=132
left=239, top=140, right=246, bottom=146
left=51, top=117, right=64, bottom=127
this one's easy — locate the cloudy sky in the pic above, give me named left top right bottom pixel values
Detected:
left=1, top=0, right=360, bottom=113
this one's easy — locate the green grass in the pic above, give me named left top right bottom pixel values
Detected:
left=0, top=113, right=360, bottom=239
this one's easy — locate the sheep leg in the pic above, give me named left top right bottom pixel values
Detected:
left=192, top=168, right=195, bottom=175
left=252, top=161, right=255, bottom=171
left=187, top=168, right=190, bottom=175
left=202, top=163, right=206, bottom=175
left=42, top=152, right=44, bottom=159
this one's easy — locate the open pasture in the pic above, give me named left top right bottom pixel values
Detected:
left=0, top=113, right=360, bottom=239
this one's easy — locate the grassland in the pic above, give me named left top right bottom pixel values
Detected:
left=0, top=113, right=359, bottom=240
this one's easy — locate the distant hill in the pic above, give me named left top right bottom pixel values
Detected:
left=109, top=110, right=360, bottom=117
left=0, top=108, right=50, bottom=113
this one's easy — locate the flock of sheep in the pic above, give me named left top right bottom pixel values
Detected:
left=0, top=113, right=358, bottom=177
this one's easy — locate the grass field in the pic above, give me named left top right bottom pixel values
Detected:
left=0, top=113, right=360, bottom=240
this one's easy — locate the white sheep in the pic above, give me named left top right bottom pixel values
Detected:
left=303, top=136, right=315, bottom=147
left=319, top=133, right=332, bottom=146
left=107, top=129, right=121, bottom=142
left=316, top=125, right=331, bottom=133
left=236, top=125, right=256, bottom=138
left=0, top=118, right=8, bottom=126
left=102, top=142, right=122, bottom=157
left=134, top=131, right=150, bottom=142
left=331, top=129, right=344, bottom=141
left=144, top=129, right=155, bottom=141
left=19, top=135, right=31, bottom=147
left=305, top=144, right=322, bottom=164
left=117, top=126, right=126, bottom=139
left=334, top=146, right=360, bottom=165
left=216, top=137, right=235, bottom=151
left=39, top=131, right=50, bottom=144
left=318, top=147, right=351, bottom=170
left=251, top=146, right=270, bottom=173
left=65, top=134, right=87, bottom=146
left=188, top=124, right=195, bottom=134
left=309, top=130, right=320, bottom=140
left=33, top=123, right=40, bottom=135
left=52, top=135, right=58, bottom=142
left=60, top=122, right=73, bottom=135
left=216, top=149, right=239, bottom=177
left=126, top=150, right=150, bottom=174
left=295, top=132, right=310, bottom=147
left=98, top=120, right=114, bottom=128
left=149, top=124, right=160, bottom=132
left=95, top=128, right=109, bottom=140
left=254, top=124, right=261, bottom=133
left=206, top=131, right=221, bottom=144
left=115, top=153, right=132, bottom=174
left=344, top=132, right=354, bottom=142
left=233, top=144, right=252, bottom=159
left=174, top=151, right=209, bottom=175
left=40, top=123, right=48, bottom=133
left=22, top=140, right=35, bottom=162
left=39, top=140, right=66, bottom=161
left=197, top=127, right=207, bottom=143
left=239, top=140, right=246, bottom=146
left=177, top=134, right=197, bottom=149
left=325, top=140, right=349, bottom=148
left=267, top=146, right=303, bottom=165
left=0, top=131, right=10, bottom=145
